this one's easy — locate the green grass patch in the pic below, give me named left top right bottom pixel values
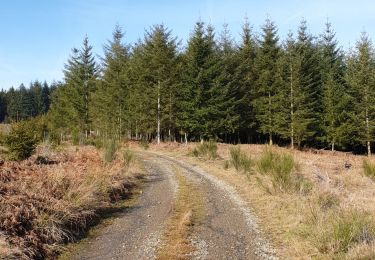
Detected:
left=192, top=141, right=218, bottom=160
left=307, top=209, right=375, bottom=257
left=256, top=148, right=311, bottom=194
left=363, top=159, right=375, bottom=180
left=229, top=146, right=254, bottom=175
left=103, top=139, right=118, bottom=163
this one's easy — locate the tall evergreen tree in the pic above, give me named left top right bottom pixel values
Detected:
left=253, top=19, right=281, bottom=145
left=216, top=23, right=239, bottom=142
left=50, top=36, right=99, bottom=134
left=90, top=25, right=130, bottom=138
left=277, top=21, right=320, bottom=149
left=346, top=32, right=375, bottom=155
left=234, top=19, right=258, bottom=143
left=319, top=21, right=346, bottom=150
left=177, top=21, right=226, bottom=141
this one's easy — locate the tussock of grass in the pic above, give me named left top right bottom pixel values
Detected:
left=229, top=146, right=253, bottom=175
left=123, top=149, right=134, bottom=168
left=317, top=191, right=340, bottom=211
left=192, top=141, right=218, bottom=160
left=256, top=148, right=311, bottom=194
left=103, top=139, right=118, bottom=163
left=307, top=209, right=375, bottom=257
left=363, top=159, right=375, bottom=180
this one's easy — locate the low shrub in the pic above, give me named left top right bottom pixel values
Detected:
left=193, top=141, right=218, bottom=160
left=229, top=146, right=253, bottom=175
left=363, top=159, right=375, bottom=180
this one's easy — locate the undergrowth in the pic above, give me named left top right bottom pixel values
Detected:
left=305, top=208, right=375, bottom=258
left=229, top=146, right=253, bottom=175
left=103, top=139, right=118, bottom=163
left=256, top=148, right=311, bottom=194
left=0, top=146, right=139, bottom=259
left=363, top=159, right=375, bottom=180
left=192, top=141, right=218, bottom=160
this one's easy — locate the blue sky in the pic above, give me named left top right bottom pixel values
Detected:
left=0, top=0, right=374, bottom=89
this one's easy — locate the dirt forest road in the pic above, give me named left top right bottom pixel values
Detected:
left=72, top=152, right=277, bottom=260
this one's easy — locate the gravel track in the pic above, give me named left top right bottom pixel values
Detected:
left=71, top=151, right=277, bottom=260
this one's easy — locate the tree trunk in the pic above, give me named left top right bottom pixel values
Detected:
left=157, top=82, right=161, bottom=145
left=366, top=106, right=371, bottom=156
left=184, top=132, right=188, bottom=145
left=290, top=63, right=294, bottom=150
left=268, top=91, right=273, bottom=146
left=331, top=142, right=335, bottom=152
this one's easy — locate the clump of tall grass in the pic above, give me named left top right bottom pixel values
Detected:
left=308, top=209, right=375, bottom=257
left=256, top=147, right=311, bottom=194
left=140, top=139, right=149, bottom=150
left=317, top=191, right=340, bottom=211
left=123, top=149, right=134, bottom=168
left=363, top=159, right=375, bottom=180
left=229, top=146, right=254, bottom=175
left=192, top=141, right=218, bottom=160
left=103, top=139, right=118, bottom=163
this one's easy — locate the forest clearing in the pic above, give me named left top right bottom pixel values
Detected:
left=1, top=1, right=375, bottom=259
left=1, top=139, right=375, bottom=259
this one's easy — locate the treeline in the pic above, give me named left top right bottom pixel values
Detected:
left=0, top=81, right=57, bottom=123
left=48, top=18, right=375, bottom=154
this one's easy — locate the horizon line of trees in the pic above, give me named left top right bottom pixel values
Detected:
left=23, top=18, right=375, bottom=155
left=0, top=81, right=58, bottom=123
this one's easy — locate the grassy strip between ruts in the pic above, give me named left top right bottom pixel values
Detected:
left=156, top=167, right=205, bottom=260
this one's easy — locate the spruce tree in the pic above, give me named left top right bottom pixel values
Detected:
left=129, top=24, right=179, bottom=141
left=177, top=21, right=224, bottom=141
left=215, top=24, right=239, bottom=142
left=295, top=20, right=323, bottom=146
left=235, top=18, right=258, bottom=143
left=50, top=36, right=99, bottom=135
left=345, top=32, right=375, bottom=155
left=253, top=19, right=281, bottom=145
left=319, top=21, right=346, bottom=150
left=90, top=25, right=130, bottom=139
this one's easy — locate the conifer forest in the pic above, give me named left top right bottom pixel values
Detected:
left=3, top=18, right=375, bottom=154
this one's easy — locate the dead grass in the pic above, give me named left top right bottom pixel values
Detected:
left=0, top=143, right=142, bottom=259
left=144, top=142, right=375, bottom=259
left=156, top=168, right=204, bottom=260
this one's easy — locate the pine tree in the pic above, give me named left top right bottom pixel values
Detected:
left=253, top=19, right=281, bottom=145
left=140, top=24, right=180, bottom=142
left=295, top=20, right=323, bottom=146
left=90, top=25, right=130, bottom=139
left=319, top=21, right=346, bottom=150
left=346, top=32, right=375, bottom=156
left=41, top=81, right=50, bottom=114
left=177, top=21, right=225, bottom=141
left=277, top=22, right=319, bottom=149
left=235, top=18, right=257, bottom=143
left=50, top=36, right=99, bottom=135
left=0, top=90, right=7, bottom=122
left=216, top=23, right=240, bottom=142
